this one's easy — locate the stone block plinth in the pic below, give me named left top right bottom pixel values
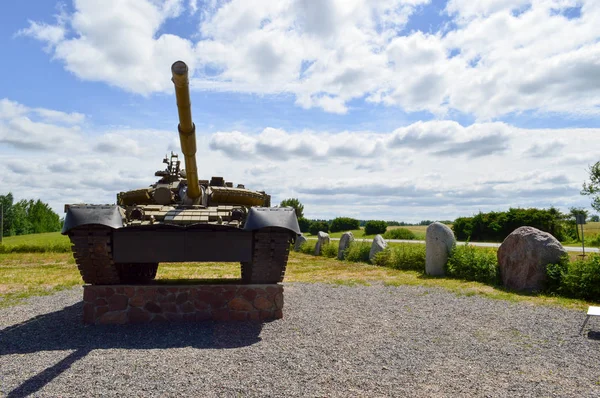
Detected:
left=82, top=284, right=284, bottom=324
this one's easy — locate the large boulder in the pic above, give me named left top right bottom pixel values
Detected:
left=294, top=234, right=307, bottom=252
left=369, top=235, right=387, bottom=262
left=315, top=231, right=330, bottom=255
left=425, top=222, right=455, bottom=276
left=338, top=231, right=355, bottom=260
left=497, top=226, right=567, bottom=292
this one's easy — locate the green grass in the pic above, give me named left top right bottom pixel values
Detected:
left=0, top=232, right=71, bottom=253
left=1, top=231, right=598, bottom=310
left=0, top=250, right=596, bottom=310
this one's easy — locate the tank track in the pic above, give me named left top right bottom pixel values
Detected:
left=68, top=226, right=122, bottom=285
left=241, top=227, right=292, bottom=284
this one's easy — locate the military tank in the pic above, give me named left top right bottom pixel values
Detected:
left=62, top=61, right=300, bottom=285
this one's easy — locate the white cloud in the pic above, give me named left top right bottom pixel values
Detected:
left=33, top=108, right=85, bottom=125
left=2, top=97, right=598, bottom=222
left=18, top=0, right=600, bottom=119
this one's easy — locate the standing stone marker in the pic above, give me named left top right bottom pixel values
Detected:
left=338, top=231, right=355, bottom=260
left=497, top=226, right=567, bottom=291
left=369, top=235, right=387, bottom=262
left=294, top=234, right=307, bottom=251
left=315, top=231, right=330, bottom=255
left=425, top=222, right=455, bottom=276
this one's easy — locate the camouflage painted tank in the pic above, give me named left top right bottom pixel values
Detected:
left=62, top=61, right=300, bottom=285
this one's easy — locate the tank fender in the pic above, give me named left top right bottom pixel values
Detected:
left=243, top=207, right=300, bottom=235
left=61, top=205, right=124, bottom=234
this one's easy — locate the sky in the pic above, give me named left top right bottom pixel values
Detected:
left=0, top=0, right=599, bottom=222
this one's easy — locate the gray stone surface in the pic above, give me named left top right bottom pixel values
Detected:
left=369, top=235, right=387, bottom=262
left=425, top=222, right=456, bottom=276
left=497, top=226, right=567, bottom=291
left=294, top=234, right=307, bottom=251
left=338, top=232, right=355, bottom=260
left=315, top=231, right=330, bottom=255
left=1, top=284, right=600, bottom=397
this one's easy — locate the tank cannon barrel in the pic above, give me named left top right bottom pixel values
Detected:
left=171, top=61, right=201, bottom=199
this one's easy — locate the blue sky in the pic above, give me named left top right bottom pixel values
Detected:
left=1, top=0, right=599, bottom=221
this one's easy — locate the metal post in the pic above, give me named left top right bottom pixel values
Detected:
left=0, top=204, right=3, bottom=244
left=581, top=222, right=585, bottom=256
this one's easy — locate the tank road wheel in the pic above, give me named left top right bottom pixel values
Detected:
left=241, top=227, right=293, bottom=284
left=68, top=226, right=121, bottom=285
left=116, top=263, right=159, bottom=284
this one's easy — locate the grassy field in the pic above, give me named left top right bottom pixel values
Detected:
left=307, top=225, right=428, bottom=239
left=0, top=236, right=596, bottom=310
left=0, top=232, right=71, bottom=253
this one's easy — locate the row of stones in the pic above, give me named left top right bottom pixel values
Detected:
left=299, top=222, right=568, bottom=292
left=296, top=231, right=388, bottom=261
left=83, top=285, right=283, bottom=324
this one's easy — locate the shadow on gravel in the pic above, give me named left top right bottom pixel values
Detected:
left=1, top=302, right=264, bottom=398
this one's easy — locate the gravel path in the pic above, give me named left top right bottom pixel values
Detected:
left=1, top=283, right=600, bottom=397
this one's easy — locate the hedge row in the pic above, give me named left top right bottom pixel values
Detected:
left=452, top=208, right=566, bottom=242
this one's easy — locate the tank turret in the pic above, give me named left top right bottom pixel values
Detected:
left=61, top=60, right=300, bottom=286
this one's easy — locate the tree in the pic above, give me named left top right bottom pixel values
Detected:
left=364, top=220, right=387, bottom=235
left=297, top=217, right=311, bottom=233
left=0, top=193, right=61, bottom=236
left=309, top=221, right=329, bottom=235
left=0, top=193, right=15, bottom=237
left=582, top=161, right=600, bottom=212
left=330, top=217, right=360, bottom=233
left=568, top=207, right=589, bottom=241
left=279, top=198, right=304, bottom=218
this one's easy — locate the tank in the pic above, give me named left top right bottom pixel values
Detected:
left=62, top=61, right=300, bottom=285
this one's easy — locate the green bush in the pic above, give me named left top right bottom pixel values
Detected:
left=445, top=244, right=499, bottom=284
left=343, top=242, right=371, bottom=263
left=364, top=220, right=387, bottom=236
left=330, top=217, right=360, bottom=233
left=308, top=221, right=329, bottom=235
left=545, top=256, right=569, bottom=294
left=554, top=254, right=600, bottom=300
left=297, top=239, right=317, bottom=255
left=383, top=228, right=416, bottom=240
left=372, top=248, right=393, bottom=267
left=321, top=242, right=338, bottom=258
left=371, top=244, right=426, bottom=270
left=297, top=217, right=311, bottom=233
left=390, top=244, right=426, bottom=271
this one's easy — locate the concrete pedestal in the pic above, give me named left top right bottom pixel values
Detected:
left=82, top=284, right=284, bottom=324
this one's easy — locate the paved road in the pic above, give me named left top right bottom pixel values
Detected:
left=306, top=237, right=598, bottom=253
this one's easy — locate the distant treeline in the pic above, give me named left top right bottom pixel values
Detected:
left=0, top=193, right=61, bottom=237
left=298, top=216, right=452, bottom=235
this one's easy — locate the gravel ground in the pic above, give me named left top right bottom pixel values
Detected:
left=1, top=283, right=600, bottom=397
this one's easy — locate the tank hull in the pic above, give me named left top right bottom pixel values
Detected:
left=63, top=206, right=298, bottom=285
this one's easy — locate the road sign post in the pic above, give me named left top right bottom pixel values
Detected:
left=575, top=213, right=586, bottom=257
left=0, top=204, right=3, bottom=244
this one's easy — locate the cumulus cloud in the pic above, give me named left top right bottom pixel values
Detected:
left=524, top=140, right=567, bottom=158
left=209, top=121, right=514, bottom=160
left=19, top=0, right=600, bottom=119
left=0, top=99, right=87, bottom=151
left=2, top=96, right=600, bottom=222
